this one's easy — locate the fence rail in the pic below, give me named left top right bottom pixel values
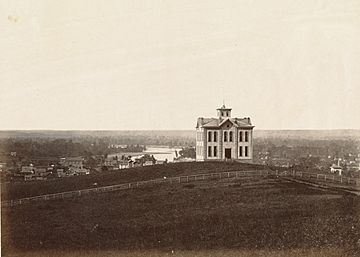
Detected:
left=2, top=170, right=359, bottom=207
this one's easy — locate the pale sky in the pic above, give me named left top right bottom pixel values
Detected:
left=1, top=0, right=360, bottom=130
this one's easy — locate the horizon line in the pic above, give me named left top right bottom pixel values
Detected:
left=0, top=129, right=359, bottom=132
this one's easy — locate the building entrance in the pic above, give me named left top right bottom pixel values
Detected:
left=225, top=148, right=231, bottom=159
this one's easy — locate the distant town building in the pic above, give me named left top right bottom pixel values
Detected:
left=104, top=158, right=119, bottom=170
left=70, top=167, right=90, bottom=175
left=174, top=156, right=194, bottom=163
left=196, top=105, right=254, bottom=162
left=34, top=166, right=47, bottom=176
left=330, top=159, right=343, bottom=175
left=21, top=165, right=35, bottom=174
left=59, top=157, right=84, bottom=168
left=0, top=162, right=5, bottom=172
left=143, top=160, right=154, bottom=166
left=56, top=168, right=66, bottom=178
left=118, top=160, right=130, bottom=169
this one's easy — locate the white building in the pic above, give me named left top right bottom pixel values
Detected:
left=330, top=164, right=342, bottom=175
left=196, top=105, right=254, bottom=162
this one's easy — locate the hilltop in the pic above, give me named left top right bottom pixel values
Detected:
left=1, top=162, right=359, bottom=256
left=2, top=162, right=265, bottom=200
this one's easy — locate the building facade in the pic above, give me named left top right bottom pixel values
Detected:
left=196, top=105, right=254, bottom=162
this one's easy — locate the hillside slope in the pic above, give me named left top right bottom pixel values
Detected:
left=2, top=176, right=359, bottom=256
left=2, top=162, right=265, bottom=200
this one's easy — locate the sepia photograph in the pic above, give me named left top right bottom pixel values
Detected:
left=1, top=0, right=360, bottom=256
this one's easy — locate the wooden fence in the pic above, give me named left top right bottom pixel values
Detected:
left=2, top=170, right=359, bottom=207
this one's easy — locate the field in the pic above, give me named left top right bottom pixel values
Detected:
left=1, top=162, right=265, bottom=200
left=2, top=172, right=360, bottom=257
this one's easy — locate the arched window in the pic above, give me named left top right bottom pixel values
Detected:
left=229, top=131, right=233, bottom=142
left=245, top=131, right=249, bottom=142
left=239, top=131, right=243, bottom=142
left=224, top=131, right=228, bottom=142
left=213, top=131, right=217, bottom=142
left=208, top=131, right=212, bottom=142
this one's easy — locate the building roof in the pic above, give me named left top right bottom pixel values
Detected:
left=331, top=164, right=342, bottom=169
left=196, top=117, right=254, bottom=129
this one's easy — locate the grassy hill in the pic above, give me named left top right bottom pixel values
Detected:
left=2, top=162, right=266, bottom=200
left=2, top=173, right=359, bottom=257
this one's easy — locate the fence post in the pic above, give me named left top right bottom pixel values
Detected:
left=129, top=183, right=131, bottom=189
left=186, top=176, right=189, bottom=182
left=324, top=175, right=326, bottom=181
left=202, top=174, right=205, bottom=180
left=227, top=172, right=230, bottom=178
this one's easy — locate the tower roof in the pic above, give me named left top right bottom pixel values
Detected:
left=216, top=104, right=232, bottom=110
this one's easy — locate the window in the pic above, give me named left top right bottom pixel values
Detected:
left=214, top=131, right=217, bottom=142
left=208, top=131, right=212, bottom=142
left=239, top=146, right=242, bottom=157
left=245, top=131, right=249, bottom=142
left=214, top=146, right=217, bottom=157
left=239, top=131, right=243, bottom=142
left=245, top=146, right=248, bottom=157
left=229, top=131, right=233, bottom=142
left=208, top=146, right=212, bottom=157
left=224, top=131, right=228, bottom=142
